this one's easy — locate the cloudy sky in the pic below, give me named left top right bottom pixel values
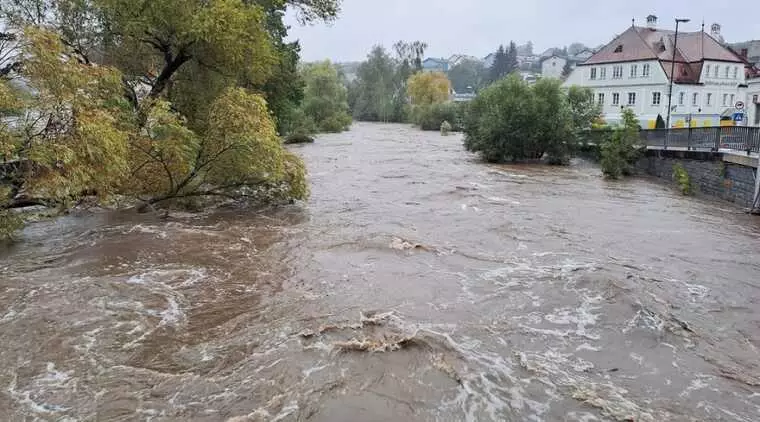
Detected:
left=286, top=0, right=760, bottom=62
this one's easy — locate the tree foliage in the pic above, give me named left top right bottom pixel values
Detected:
left=488, top=42, right=519, bottom=84
left=298, top=60, right=351, bottom=133
left=350, top=45, right=398, bottom=122
left=600, top=108, right=642, bottom=179
left=464, top=75, right=592, bottom=163
left=407, top=71, right=450, bottom=106
left=447, top=59, right=486, bottom=93
left=0, top=0, right=342, bottom=239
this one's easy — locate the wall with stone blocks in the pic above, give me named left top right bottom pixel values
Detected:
left=636, top=152, right=757, bottom=208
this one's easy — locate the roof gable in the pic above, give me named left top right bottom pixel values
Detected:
left=584, top=27, right=658, bottom=65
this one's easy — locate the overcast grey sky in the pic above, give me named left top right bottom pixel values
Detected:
left=285, top=0, right=760, bottom=62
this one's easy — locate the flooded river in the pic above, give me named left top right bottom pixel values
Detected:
left=2, top=122, right=760, bottom=421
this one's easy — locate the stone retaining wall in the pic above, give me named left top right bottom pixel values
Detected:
left=636, top=151, right=757, bottom=208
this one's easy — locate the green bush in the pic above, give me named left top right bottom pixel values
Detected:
left=284, top=133, right=315, bottom=144
left=673, top=163, right=692, bottom=195
left=464, top=75, right=587, bottom=163
left=412, top=102, right=466, bottom=131
left=600, top=108, right=642, bottom=179
left=320, top=113, right=353, bottom=133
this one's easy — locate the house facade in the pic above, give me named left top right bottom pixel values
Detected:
left=541, top=55, right=567, bottom=79
left=564, top=16, right=750, bottom=128
left=422, top=58, right=449, bottom=73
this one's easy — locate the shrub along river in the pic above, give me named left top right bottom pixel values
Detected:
left=1, top=122, right=760, bottom=421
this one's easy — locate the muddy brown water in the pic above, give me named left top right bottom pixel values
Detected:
left=2, top=122, right=760, bottom=421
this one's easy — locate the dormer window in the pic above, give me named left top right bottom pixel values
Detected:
left=614, top=45, right=623, bottom=53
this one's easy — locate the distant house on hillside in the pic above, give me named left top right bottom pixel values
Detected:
left=541, top=55, right=567, bottom=79
left=447, top=54, right=480, bottom=67
left=422, top=58, right=449, bottom=73
left=730, top=40, right=760, bottom=67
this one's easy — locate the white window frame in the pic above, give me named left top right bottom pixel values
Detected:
left=627, top=92, right=636, bottom=106
left=612, top=93, right=620, bottom=106
left=612, top=65, right=623, bottom=79
left=723, top=94, right=728, bottom=106
left=590, top=67, right=597, bottom=80
left=693, top=93, right=699, bottom=105
left=678, top=92, right=685, bottom=105
left=724, top=66, right=730, bottom=79
left=652, top=92, right=661, bottom=105
left=599, top=67, right=607, bottom=80
left=598, top=93, right=605, bottom=106
left=642, top=63, right=650, bottom=77
left=713, top=66, right=719, bottom=78
left=630, top=64, right=638, bottom=78
left=706, top=64, right=711, bottom=77
left=733, top=67, right=739, bottom=79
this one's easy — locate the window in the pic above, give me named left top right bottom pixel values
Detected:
left=707, top=93, right=712, bottom=106
left=652, top=92, right=661, bottom=105
left=706, top=64, right=711, bottom=77
left=642, top=64, right=650, bottom=77
left=599, top=67, right=607, bottom=79
left=693, top=93, right=699, bottom=105
left=723, top=94, right=729, bottom=106
left=614, top=45, right=623, bottom=53
left=627, top=92, right=636, bottom=105
left=612, top=65, right=623, bottom=79
left=730, top=94, right=735, bottom=106
left=590, top=67, right=597, bottom=80
left=733, top=67, right=739, bottom=79
left=679, top=92, right=685, bottom=106
left=612, top=93, right=620, bottom=106
left=724, top=66, right=730, bottom=78
left=597, top=93, right=605, bottom=106
left=713, top=66, right=719, bottom=78
left=630, top=64, right=638, bottom=78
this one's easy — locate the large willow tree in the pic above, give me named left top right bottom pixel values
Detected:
left=0, top=0, right=340, bottom=238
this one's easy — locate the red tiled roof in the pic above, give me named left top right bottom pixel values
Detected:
left=582, top=25, right=743, bottom=83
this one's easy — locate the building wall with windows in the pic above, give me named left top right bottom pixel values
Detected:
left=747, top=78, right=760, bottom=127
left=565, top=59, right=748, bottom=128
left=541, top=56, right=566, bottom=79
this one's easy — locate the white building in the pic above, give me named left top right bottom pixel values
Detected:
left=564, top=16, right=750, bottom=128
left=541, top=55, right=567, bottom=79
left=747, top=78, right=760, bottom=127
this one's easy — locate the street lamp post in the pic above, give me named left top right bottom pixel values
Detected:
left=666, top=18, right=691, bottom=134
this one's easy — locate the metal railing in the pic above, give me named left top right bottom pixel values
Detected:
left=639, top=126, right=760, bottom=154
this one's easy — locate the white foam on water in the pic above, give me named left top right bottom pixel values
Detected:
left=302, top=363, right=330, bottom=378
left=127, top=224, right=168, bottom=239
left=158, top=297, right=183, bottom=327
left=679, top=376, right=711, bottom=398
left=270, top=400, right=299, bottom=422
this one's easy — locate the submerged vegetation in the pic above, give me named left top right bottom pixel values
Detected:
left=464, top=75, right=600, bottom=164
left=599, top=109, right=643, bottom=179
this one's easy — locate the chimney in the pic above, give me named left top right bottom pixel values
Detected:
left=646, top=15, right=658, bottom=29
left=711, top=23, right=723, bottom=40
left=741, top=48, right=749, bottom=58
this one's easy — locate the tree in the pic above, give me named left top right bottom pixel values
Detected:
left=464, top=75, right=585, bottom=163
left=566, top=86, right=602, bottom=132
left=488, top=45, right=507, bottom=83
left=448, top=59, right=486, bottom=93
left=299, top=60, right=352, bottom=133
left=506, top=41, right=519, bottom=75
left=600, top=108, right=642, bottom=179
left=407, top=71, right=451, bottom=106
left=0, top=0, right=343, bottom=238
left=561, top=61, right=573, bottom=79
left=351, top=45, right=397, bottom=122
left=567, top=42, right=587, bottom=56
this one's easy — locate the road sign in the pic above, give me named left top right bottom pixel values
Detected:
left=735, top=101, right=745, bottom=110
left=732, top=112, right=745, bottom=122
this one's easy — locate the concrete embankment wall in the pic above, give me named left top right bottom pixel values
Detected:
left=636, top=150, right=758, bottom=208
